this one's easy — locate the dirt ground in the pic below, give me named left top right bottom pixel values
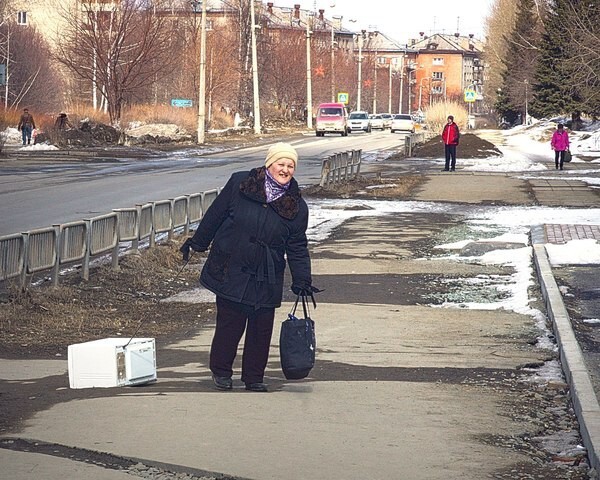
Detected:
left=0, top=132, right=500, bottom=359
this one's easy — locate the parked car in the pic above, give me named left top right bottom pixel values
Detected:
left=380, top=113, right=393, bottom=129
left=347, top=111, right=371, bottom=133
left=315, top=102, right=348, bottom=137
left=369, top=114, right=384, bottom=130
left=390, top=114, right=416, bottom=133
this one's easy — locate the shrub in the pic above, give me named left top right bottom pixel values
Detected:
left=424, top=101, right=469, bottom=134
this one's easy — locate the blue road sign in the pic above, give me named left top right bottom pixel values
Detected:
left=171, top=99, right=193, bottom=108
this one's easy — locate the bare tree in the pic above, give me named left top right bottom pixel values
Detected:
left=483, top=0, right=518, bottom=108
left=0, top=3, right=64, bottom=112
left=55, top=0, right=177, bottom=125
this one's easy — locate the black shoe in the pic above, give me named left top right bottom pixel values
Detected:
left=450, top=167, right=455, bottom=171
left=212, top=374, right=232, bottom=390
left=245, top=382, right=268, bottom=392
left=442, top=168, right=449, bottom=172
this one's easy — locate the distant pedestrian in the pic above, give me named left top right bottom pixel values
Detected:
left=17, top=108, right=36, bottom=146
left=551, top=123, right=570, bottom=170
left=54, top=112, right=73, bottom=130
left=442, top=115, right=460, bottom=171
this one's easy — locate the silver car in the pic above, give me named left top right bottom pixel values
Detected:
left=380, top=113, right=393, bottom=129
left=348, top=111, right=372, bottom=133
left=369, top=114, right=384, bottom=130
left=390, top=114, right=416, bottom=133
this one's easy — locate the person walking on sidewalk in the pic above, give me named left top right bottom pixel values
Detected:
left=17, top=108, right=36, bottom=146
left=179, top=142, right=318, bottom=393
left=442, top=115, right=460, bottom=171
left=551, top=123, right=570, bottom=170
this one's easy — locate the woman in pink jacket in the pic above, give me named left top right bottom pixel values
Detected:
left=551, top=123, right=570, bottom=170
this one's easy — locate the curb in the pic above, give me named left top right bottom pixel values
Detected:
left=532, top=235, right=600, bottom=473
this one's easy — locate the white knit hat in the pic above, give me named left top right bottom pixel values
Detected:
left=265, top=142, right=298, bottom=168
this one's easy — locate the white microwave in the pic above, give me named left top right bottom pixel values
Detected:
left=68, top=337, right=157, bottom=389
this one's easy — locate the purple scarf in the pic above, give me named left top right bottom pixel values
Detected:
left=264, top=168, right=290, bottom=203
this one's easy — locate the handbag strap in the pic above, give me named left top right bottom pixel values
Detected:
left=290, top=294, right=310, bottom=319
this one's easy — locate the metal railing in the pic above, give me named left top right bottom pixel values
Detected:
left=404, top=132, right=427, bottom=157
left=319, top=149, right=362, bottom=187
left=0, top=187, right=223, bottom=289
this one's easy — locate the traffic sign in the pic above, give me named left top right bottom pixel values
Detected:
left=464, top=89, right=476, bottom=103
left=171, top=99, right=193, bottom=108
left=337, top=92, right=349, bottom=105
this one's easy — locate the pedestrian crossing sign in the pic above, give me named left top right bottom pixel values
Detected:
left=464, top=89, right=476, bottom=102
left=337, top=92, right=349, bottom=104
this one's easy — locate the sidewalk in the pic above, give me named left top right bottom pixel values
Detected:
left=1, top=167, right=600, bottom=479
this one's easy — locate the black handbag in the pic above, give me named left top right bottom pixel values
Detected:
left=564, top=150, right=572, bottom=163
left=279, top=295, right=316, bottom=380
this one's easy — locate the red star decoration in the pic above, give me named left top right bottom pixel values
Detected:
left=314, top=65, right=325, bottom=77
left=364, top=79, right=372, bottom=88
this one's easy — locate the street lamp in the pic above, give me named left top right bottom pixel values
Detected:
left=250, top=0, right=261, bottom=134
left=191, top=0, right=207, bottom=144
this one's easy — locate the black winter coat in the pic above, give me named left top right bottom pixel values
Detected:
left=189, top=167, right=312, bottom=309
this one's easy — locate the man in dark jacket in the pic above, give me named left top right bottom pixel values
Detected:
left=17, top=108, right=36, bottom=146
left=180, top=142, right=316, bottom=392
left=442, top=115, right=460, bottom=171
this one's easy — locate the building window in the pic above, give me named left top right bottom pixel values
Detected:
left=17, top=11, right=27, bottom=25
left=431, top=86, right=444, bottom=94
left=432, top=71, right=444, bottom=80
left=432, top=57, right=444, bottom=65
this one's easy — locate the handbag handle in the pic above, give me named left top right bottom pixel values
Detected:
left=290, top=294, right=310, bottom=319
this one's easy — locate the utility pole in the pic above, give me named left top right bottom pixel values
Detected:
left=524, top=79, right=529, bottom=125
left=306, top=12, right=313, bottom=128
left=250, top=0, right=261, bottom=134
left=388, top=60, right=392, bottom=114
left=330, top=20, right=335, bottom=102
left=357, top=31, right=364, bottom=111
left=372, top=50, right=378, bottom=114
left=398, top=56, right=404, bottom=114
left=197, top=0, right=207, bottom=144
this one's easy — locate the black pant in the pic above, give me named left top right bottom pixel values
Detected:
left=444, top=145, right=457, bottom=170
left=210, top=296, right=275, bottom=384
left=555, top=150, right=565, bottom=169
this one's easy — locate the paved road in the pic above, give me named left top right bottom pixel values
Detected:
left=0, top=130, right=406, bottom=236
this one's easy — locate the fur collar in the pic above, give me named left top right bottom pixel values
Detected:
left=239, top=167, right=301, bottom=220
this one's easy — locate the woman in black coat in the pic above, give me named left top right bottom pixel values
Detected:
left=180, top=142, right=316, bottom=392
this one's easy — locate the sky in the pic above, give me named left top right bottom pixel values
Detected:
left=271, top=0, right=496, bottom=44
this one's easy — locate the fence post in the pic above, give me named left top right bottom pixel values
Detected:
left=20, top=233, right=29, bottom=289
left=52, top=225, right=61, bottom=287
left=112, top=215, right=120, bottom=272
left=82, top=220, right=91, bottom=281
left=184, top=195, right=190, bottom=236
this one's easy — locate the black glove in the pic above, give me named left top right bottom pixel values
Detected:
left=179, top=238, right=199, bottom=262
left=291, top=284, right=322, bottom=296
